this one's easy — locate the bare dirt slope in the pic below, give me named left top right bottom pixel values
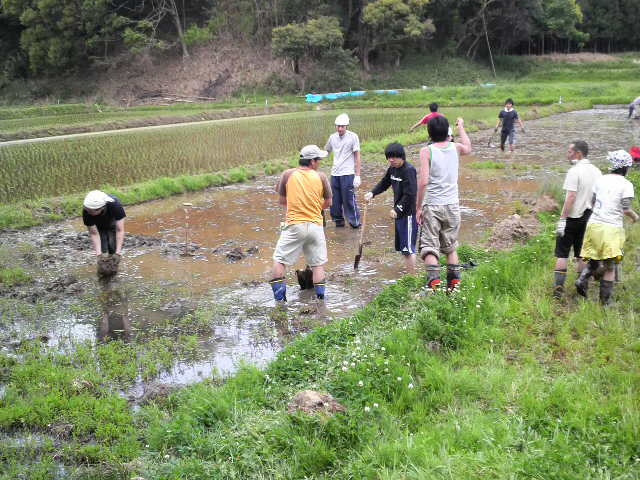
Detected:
left=99, top=38, right=291, bottom=106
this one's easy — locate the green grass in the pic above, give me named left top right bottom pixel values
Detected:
left=3, top=189, right=640, bottom=477
left=128, top=217, right=638, bottom=479
left=467, top=160, right=507, bottom=170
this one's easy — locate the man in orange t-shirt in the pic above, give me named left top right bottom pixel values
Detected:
left=270, top=145, right=332, bottom=304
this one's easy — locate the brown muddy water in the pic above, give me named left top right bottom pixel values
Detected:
left=1, top=108, right=636, bottom=395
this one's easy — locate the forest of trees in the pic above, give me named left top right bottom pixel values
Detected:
left=1, top=0, right=639, bottom=82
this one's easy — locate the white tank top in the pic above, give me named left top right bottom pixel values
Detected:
left=425, top=142, right=459, bottom=205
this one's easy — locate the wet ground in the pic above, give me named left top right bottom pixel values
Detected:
left=1, top=108, right=637, bottom=394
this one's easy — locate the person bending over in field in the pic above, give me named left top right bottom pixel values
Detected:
left=576, top=150, right=638, bottom=304
left=628, top=96, right=640, bottom=119
left=495, top=98, right=525, bottom=153
left=82, top=190, right=126, bottom=277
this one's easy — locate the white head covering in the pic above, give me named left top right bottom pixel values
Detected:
left=83, top=190, right=114, bottom=210
left=607, top=150, right=633, bottom=171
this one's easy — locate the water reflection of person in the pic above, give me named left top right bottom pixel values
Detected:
left=97, top=279, right=131, bottom=342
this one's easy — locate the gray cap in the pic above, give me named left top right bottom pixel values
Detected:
left=300, top=144, right=328, bottom=160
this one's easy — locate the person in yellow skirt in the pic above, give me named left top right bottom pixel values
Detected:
left=576, top=150, right=639, bottom=304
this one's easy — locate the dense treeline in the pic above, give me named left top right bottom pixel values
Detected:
left=0, top=0, right=639, bottom=83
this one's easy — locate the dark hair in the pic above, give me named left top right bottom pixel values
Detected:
left=611, top=167, right=629, bottom=176
left=429, top=102, right=438, bottom=113
left=505, top=98, right=514, bottom=105
left=427, top=115, right=449, bottom=142
left=571, top=140, right=588, bottom=157
left=299, top=157, right=314, bottom=166
left=384, top=142, right=406, bottom=160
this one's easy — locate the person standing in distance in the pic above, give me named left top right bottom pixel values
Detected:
left=416, top=116, right=472, bottom=293
left=364, top=142, right=418, bottom=273
left=269, top=145, right=332, bottom=305
left=409, top=102, right=443, bottom=133
left=552, top=140, right=602, bottom=299
left=82, top=190, right=126, bottom=275
left=325, top=113, right=361, bottom=228
left=495, top=98, right=525, bottom=153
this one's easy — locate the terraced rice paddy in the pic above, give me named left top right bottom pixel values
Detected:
left=0, top=107, right=500, bottom=203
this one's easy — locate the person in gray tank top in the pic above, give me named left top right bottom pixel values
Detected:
left=416, top=115, right=472, bottom=293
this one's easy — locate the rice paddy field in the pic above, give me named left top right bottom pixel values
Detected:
left=0, top=104, right=581, bottom=204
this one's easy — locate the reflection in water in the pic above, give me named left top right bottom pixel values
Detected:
left=97, top=279, right=131, bottom=342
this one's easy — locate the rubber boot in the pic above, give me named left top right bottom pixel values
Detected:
left=314, top=278, right=326, bottom=300
left=446, top=264, right=461, bottom=292
left=599, top=280, right=614, bottom=305
left=553, top=268, right=567, bottom=299
left=575, top=261, right=596, bottom=298
left=269, top=277, right=287, bottom=303
left=425, top=265, right=441, bottom=294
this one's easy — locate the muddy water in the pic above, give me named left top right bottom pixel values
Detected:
left=2, top=108, right=635, bottom=391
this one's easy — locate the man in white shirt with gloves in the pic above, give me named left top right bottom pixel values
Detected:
left=325, top=113, right=362, bottom=228
left=552, top=140, right=602, bottom=299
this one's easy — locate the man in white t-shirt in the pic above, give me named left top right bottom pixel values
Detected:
left=576, top=150, right=639, bottom=304
left=325, top=113, right=362, bottom=228
left=553, top=141, right=602, bottom=299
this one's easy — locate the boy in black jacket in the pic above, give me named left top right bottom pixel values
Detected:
left=364, top=143, right=418, bottom=272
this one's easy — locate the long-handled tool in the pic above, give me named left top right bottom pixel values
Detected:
left=487, top=129, right=497, bottom=148
left=353, top=201, right=368, bottom=270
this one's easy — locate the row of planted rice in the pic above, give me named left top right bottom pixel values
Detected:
left=0, top=107, right=497, bottom=203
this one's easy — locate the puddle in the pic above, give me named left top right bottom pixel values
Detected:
left=1, top=108, right=635, bottom=389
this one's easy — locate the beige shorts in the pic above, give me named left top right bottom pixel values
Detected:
left=419, top=203, right=460, bottom=259
left=273, top=222, right=327, bottom=266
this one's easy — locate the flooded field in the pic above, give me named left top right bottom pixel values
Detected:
left=1, top=108, right=636, bottom=393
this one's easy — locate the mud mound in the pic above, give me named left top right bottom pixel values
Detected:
left=488, top=214, right=540, bottom=250
left=47, top=274, right=81, bottom=293
left=37, top=232, right=161, bottom=251
left=287, top=390, right=345, bottom=415
left=162, top=241, right=205, bottom=257
left=97, top=254, right=120, bottom=277
left=527, top=195, right=559, bottom=214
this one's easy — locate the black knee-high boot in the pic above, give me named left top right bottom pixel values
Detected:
left=599, top=280, right=614, bottom=305
left=575, top=260, right=597, bottom=297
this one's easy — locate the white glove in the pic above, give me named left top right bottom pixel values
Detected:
left=353, top=175, right=361, bottom=189
left=364, top=192, right=373, bottom=202
left=556, top=219, right=566, bottom=237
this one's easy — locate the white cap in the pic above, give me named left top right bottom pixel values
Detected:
left=335, top=113, right=350, bottom=126
left=300, top=145, right=328, bottom=160
left=83, top=190, right=114, bottom=209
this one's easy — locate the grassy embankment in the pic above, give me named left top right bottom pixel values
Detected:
left=0, top=102, right=583, bottom=230
left=2, top=177, right=639, bottom=478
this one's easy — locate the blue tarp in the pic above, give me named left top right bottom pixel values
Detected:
left=305, top=89, right=394, bottom=103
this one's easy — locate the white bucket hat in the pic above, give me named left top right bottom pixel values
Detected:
left=607, top=150, right=633, bottom=171
left=83, top=190, right=114, bottom=210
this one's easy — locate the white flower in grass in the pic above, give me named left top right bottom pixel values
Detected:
left=381, top=346, right=386, bottom=351
left=364, top=406, right=371, bottom=412
left=358, top=380, right=364, bottom=387
left=384, top=360, right=389, bottom=365
left=373, top=403, right=379, bottom=408
left=397, top=377, right=402, bottom=381
left=384, top=368, right=389, bottom=372
left=341, top=366, right=348, bottom=372
left=408, top=383, right=414, bottom=389
left=350, top=362, right=356, bottom=367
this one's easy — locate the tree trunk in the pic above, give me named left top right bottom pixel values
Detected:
left=168, top=0, right=189, bottom=59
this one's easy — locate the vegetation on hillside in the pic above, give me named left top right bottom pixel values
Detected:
left=1, top=0, right=640, bottom=101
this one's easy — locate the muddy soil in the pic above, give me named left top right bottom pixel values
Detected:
left=1, top=107, right=635, bottom=390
